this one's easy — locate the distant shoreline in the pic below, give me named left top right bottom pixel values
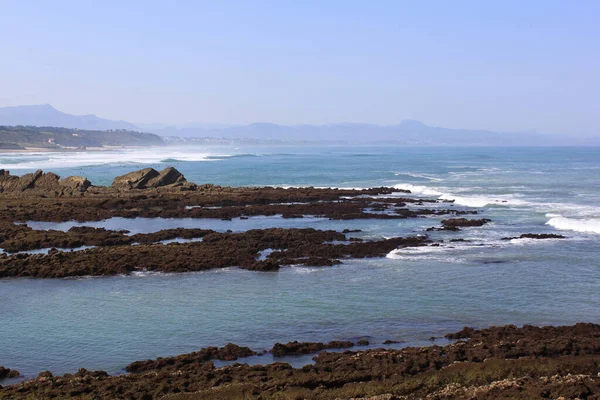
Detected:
left=0, top=145, right=150, bottom=154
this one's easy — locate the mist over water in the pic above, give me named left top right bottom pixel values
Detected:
left=1, top=145, right=599, bottom=378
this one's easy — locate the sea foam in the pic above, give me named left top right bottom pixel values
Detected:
left=393, top=183, right=527, bottom=208
left=545, top=214, right=600, bottom=234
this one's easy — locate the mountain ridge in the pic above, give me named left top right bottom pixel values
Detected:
left=1, top=104, right=598, bottom=146
left=0, top=104, right=139, bottom=131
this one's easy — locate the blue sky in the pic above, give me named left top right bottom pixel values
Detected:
left=1, top=0, right=598, bottom=135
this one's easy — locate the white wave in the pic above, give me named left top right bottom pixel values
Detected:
left=393, top=172, right=444, bottom=182
left=0, top=147, right=229, bottom=170
left=288, top=266, right=326, bottom=274
left=536, top=203, right=600, bottom=219
left=393, top=183, right=527, bottom=208
left=393, top=184, right=443, bottom=197
left=546, top=214, right=600, bottom=234
left=508, top=237, right=564, bottom=246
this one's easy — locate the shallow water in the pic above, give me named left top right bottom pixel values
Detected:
left=1, top=145, right=599, bottom=379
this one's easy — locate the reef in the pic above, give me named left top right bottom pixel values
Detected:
left=0, top=167, right=486, bottom=279
left=0, top=168, right=478, bottom=223
left=270, top=341, right=355, bottom=357
left=0, top=228, right=430, bottom=278
left=501, top=233, right=567, bottom=240
left=1, top=323, right=599, bottom=399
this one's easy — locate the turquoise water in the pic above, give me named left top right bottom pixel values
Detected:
left=1, top=145, right=599, bottom=379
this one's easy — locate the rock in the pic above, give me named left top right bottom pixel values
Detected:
left=0, top=367, right=19, bottom=379
left=0, top=170, right=65, bottom=192
left=17, top=169, right=43, bottom=191
left=445, top=326, right=475, bottom=339
left=441, top=218, right=492, bottom=228
left=60, top=176, right=91, bottom=192
left=501, top=233, right=566, bottom=240
left=271, top=340, right=354, bottom=356
left=357, top=339, right=370, bottom=346
left=146, top=167, right=187, bottom=188
left=3, top=323, right=600, bottom=399
left=241, top=259, right=280, bottom=272
left=111, top=168, right=160, bottom=190
left=32, top=172, right=60, bottom=190
left=37, top=371, right=53, bottom=379
left=125, top=344, right=256, bottom=373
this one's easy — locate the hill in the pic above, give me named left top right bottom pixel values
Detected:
left=0, top=104, right=138, bottom=131
left=0, top=126, right=164, bottom=149
left=153, top=120, right=600, bottom=146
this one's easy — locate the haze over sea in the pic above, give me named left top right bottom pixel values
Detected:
left=1, top=145, right=599, bottom=379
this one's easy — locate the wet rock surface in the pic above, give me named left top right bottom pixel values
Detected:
left=126, top=344, right=257, bottom=373
left=270, top=340, right=354, bottom=357
left=0, top=366, right=20, bottom=380
left=0, top=228, right=430, bottom=278
left=0, top=168, right=477, bottom=223
left=501, top=233, right=567, bottom=240
left=441, top=218, right=492, bottom=228
left=2, top=323, right=599, bottom=399
left=0, top=167, right=489, bottom=278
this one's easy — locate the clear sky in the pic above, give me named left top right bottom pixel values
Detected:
left=1, top=0, right=598, bottom=135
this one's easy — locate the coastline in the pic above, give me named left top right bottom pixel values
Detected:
left=0, top=145, right=154, bottom=154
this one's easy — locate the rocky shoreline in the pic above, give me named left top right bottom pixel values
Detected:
left=0, top=167, right=492, bottom=279
left=1, top=323, right=599, bottom=399
left=0, top=167, right=568, bottom=279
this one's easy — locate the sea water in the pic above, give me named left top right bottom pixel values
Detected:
left=0, top=145, right=599, bottom=378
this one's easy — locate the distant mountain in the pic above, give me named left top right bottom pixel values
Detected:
left=150, top=120, right=600, bottom=146
left=0, top=104, right=139, bottom=131
left=2, top=104, right=597, bottom=146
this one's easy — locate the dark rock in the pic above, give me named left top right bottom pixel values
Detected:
left=0, top=367, right=19, bottom=380
left=240, top=259, right=280, bottom=272
left=3, top=323, right=600, bottom=399
left=357, top=339, right=370, bottom=346
left=445, top=326, right=475, bottom=339
left=111, top=168, right=160, bottom=190
left=37, top=370, right=53, bottom=379
left=501, top=233, right=566, bottom=240
left=271, top=340, right=354, bottom=357
left=146, top=167, right=187, bottom=188
left=441, top=218, right=492, bottom=228
left=126, top=343, right=256, bottom=373
left=60, top=176, right=91, bottom=192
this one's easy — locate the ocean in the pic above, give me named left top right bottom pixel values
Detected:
left=1, top=145, right=599, bottom=379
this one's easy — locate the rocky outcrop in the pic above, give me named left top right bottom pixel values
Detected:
left=111, top=167, right=189, bottom=190
left=0, top=223, right=213, bottom=253
left=0, top=169, right=91, bottom=194
left=0, top=228, right=429, bottom=278
left=125, top=343, right=256, bottom=373
left=111, top=168, right=160, bottom=189
left=441, top=218, right=492, bottom=228
left=502, top=233, right=566, bottom=240
left=60, top=176, right=91, bottom=192
left=270, top=340, right=354, bottom=356
left=2, top=323, right=600, bottom=399
left=0, top=169, right=43, bottom=192
left=146, top=166, right=187, bottom=188
left=0, top=366, right=20, bottom=380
